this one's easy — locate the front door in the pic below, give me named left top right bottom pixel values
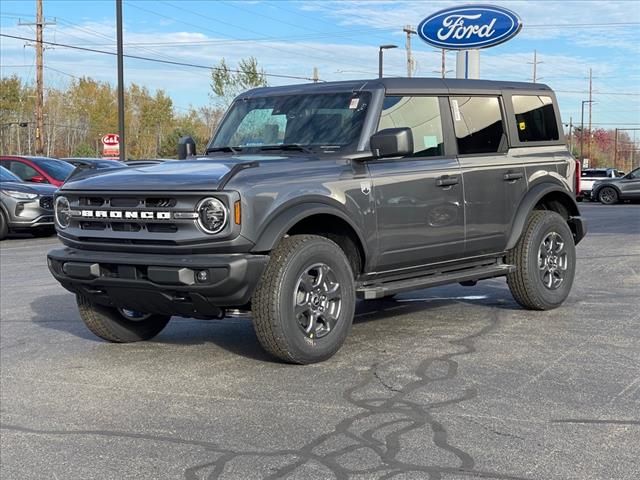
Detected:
left=619, top=168, right=640, bottom=199
left=369, top=96, right=464, bottom=272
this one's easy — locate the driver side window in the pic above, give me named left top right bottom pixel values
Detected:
left=9, top=161, right=38, bottom=181
left=378, top=96, right=444, bottom=157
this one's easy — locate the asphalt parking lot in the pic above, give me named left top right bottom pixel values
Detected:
left=1, top=202, right=638, bottom=480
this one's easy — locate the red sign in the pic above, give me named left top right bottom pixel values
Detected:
left=101, top=134, right=120, bottom=157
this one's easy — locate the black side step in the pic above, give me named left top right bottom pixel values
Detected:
left=357, top=263, right=515, bottom=300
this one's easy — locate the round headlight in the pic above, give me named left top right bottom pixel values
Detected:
left=196, top=197, right=228, bottom=234
left=55, top=196, right=71, bottom=229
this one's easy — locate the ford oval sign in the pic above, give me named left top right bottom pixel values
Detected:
left=418, top=5, right=522, bottom=50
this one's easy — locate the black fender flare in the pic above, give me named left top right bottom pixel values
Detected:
left=251, top=201, right=369, bottom=258
left=505, top=183, right=582, bottom=250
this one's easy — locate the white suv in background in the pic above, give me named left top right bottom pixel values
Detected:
left=579, top=168, right=624, bottom=200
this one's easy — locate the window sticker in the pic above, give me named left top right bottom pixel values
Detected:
left=519, top=121, right=526, bottom=131
left=451, top=99, right=461, bottom=121
left=349, top=98, right=359, bottom=109
left=423, top=135, right=439, bottom=149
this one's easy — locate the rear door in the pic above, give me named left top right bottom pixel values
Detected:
left=368, top=95, right=464, bottom=271
left=449, top=95, right=527, bottom=256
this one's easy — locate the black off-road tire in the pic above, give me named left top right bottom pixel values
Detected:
left=506, top=210, right=576, bottom=311
left=77, top=295, right=171, bottom=342
left=252, top=235, right=356, bottom=364
left=598, top=186, right=619, bottom=205
left=0, top=211, right=8, bottom=240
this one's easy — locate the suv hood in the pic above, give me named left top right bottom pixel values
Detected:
left=61, top=159, right=238, bottom=191
left=0, top=180, right=58, bottom=195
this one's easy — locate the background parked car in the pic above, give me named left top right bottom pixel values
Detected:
left=0, top=166, right=57, bottom=240
left=579, top=168, right=625, bottom=200
left=0, top=156, right=75, bottom=187
left=591, top=167, right=640, bottom=204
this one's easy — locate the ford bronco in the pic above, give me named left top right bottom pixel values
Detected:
left=48, top=78, right=586, bottom=363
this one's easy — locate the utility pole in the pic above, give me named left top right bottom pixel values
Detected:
left=568, top=116, right=573, bottom=153
left=312, top=67, right=319, bottom=83
left=116, top=0, right=126, bottom=161
left=403, top=25, right=416, bottom=77
left=614, top=128, right=618, bottom=169
left=587, top=68, right=593, bottom=162
left=580, top=100, right=594, bottom=162
left=528, top=50, right=543, bottom=83
left=19, top=0, right=55, bottom=154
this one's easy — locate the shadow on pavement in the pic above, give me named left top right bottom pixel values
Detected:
left=29, top=282, right=521, bottom=362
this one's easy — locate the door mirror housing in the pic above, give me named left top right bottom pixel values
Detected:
left=29, top=174, right=47, bottom=183
left=178, top=136, right=196, bottom=160
left=370, top=128, right=413, bottom=159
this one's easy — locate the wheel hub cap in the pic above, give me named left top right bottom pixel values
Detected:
left=294, top=263, right=342, bottom=339
left=538, top=231, right=568, bottom=290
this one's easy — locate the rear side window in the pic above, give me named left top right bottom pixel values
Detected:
left=378, top=96, right=443, bottom=157
left=512, top=95, right=559, bottom=142
left=581, top=170, right=607, bottom=178
left=450, top=96, right=505, bottom=155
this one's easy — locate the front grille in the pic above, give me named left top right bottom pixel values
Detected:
left=61, top=191, right=234, bottom=249
left=40, top=196, right=53, bottom=210
left=146, top=198, right=176, bottom=208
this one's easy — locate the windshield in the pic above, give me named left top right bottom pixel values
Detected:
left=0, top=166, right=22, bottom=182
left=210, top=91, right=371, bottom=153
left=34, top=158, right=75, bottom=181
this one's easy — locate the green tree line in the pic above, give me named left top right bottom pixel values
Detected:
left=0, top=57, right=267, bottom=159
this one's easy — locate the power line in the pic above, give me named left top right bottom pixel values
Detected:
left=0, top=33, right=319, bottom=82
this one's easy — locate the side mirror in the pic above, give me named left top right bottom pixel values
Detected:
left=178, top=136, right=196, bottom=160
left=370, top=128, right=413, bottom=159
left=30, top=175, right=47, bottom=183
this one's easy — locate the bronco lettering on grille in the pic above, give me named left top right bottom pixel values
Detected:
left=76, top=210, right=171, bottom=220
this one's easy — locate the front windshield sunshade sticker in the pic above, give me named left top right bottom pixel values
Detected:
left=452, top=99, right=461, bottom=121
left=519, top=121, right=526, bottom=130
left=349, top=97, right=360, bottom=109
left=423, top=135, right=439, bottom=149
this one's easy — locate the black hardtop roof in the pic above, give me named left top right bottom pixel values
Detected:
left=241, top=77, right=553, bottom=98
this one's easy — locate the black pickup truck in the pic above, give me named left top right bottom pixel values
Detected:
left=48, top=77, right=586, bottom=363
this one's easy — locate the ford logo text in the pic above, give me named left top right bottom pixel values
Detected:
left=418, top=5, right=522, bottom=50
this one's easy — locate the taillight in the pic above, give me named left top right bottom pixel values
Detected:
left=574, top=159, right=581, bottom=195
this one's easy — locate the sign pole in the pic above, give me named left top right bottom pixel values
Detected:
left=116, top=0, right=126, bottom=161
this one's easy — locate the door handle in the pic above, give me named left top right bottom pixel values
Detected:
left=503, top=172, right=523, bottom=181
left=436, top=175, right=459, bottom=187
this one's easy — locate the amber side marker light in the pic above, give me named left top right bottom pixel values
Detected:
left=234, top=200, right=241, bottom=225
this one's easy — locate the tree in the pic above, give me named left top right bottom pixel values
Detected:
left=210, top=57, right=267, bottom=107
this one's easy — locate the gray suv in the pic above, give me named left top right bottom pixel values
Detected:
left=48, top=78, right=586, bottom=363
left=1, top=166, right=56, bottom=239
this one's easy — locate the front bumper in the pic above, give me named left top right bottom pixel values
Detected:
left=47, top=247, right=269, bottom=318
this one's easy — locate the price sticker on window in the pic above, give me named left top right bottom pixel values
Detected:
left=349, top=98, right=360, bottom=109
left=451, top=99, right=461, bottom=121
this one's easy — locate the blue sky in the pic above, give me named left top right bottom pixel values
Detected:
left=1, top=0, right=639, bottom=131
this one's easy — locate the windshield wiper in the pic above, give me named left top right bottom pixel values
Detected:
left=206, top=146, right=241, bottom=154
left=259, top=144, right=314, bottom=154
